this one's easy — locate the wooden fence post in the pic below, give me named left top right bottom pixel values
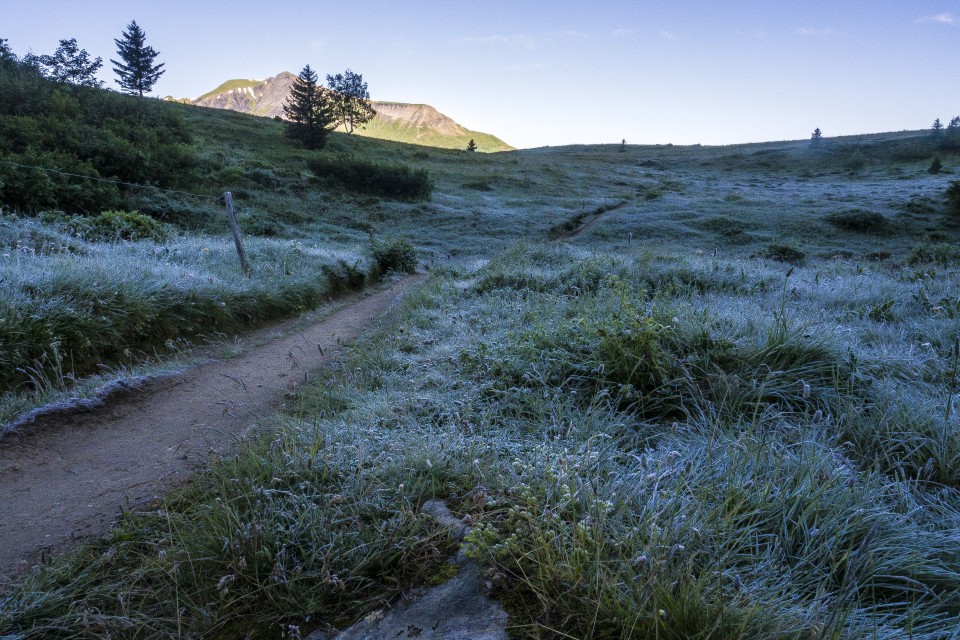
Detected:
left=223, top=192, right=250, bottom=276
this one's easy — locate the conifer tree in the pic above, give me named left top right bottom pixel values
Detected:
left=326, top=69, right=375, bottom=134
left=0, top=38, right=14, bottom=62
left=466, top=139, right=478, bottom=152
left=932, top=118, right=944, bottom=138
left=284, top=65, right=334, bottom=150
left=811, top=127, right=823, bottom=146
left=948, top=116, right=960, bottom=141
left=111, top=21, right=165, bottom=96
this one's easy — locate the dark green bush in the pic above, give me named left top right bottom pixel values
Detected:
left=824, top=208, right=887, bottom=232
left=697, top=215, right=750, bottom=238
left=370, top=236, right=418, bottom=276
left=306, top=155, right=432, bottom=200
left=907, top=241, right=960, bottom=266
left=947, top=181, right=960, bottom=217
left=321, top=259, right=367, bottom=294
left=844, top=150, right=867, bottom=173
left=0, top=56, right=199, bottom=215
left=86, top=210, right=171, bottom=242
left=49, top=210, right=171, bottom=242
left=757, top=243, right=806, bottom=264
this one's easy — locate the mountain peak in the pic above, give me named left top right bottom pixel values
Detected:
left=191, top=72, right=513, bottom=152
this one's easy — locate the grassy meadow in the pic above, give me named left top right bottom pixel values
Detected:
left=3, top=62, right=960, bottom=637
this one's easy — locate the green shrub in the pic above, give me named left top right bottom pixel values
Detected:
left=824, top=208, right=887, bottom=232
left=901, top=196, right=938, bottom=214
left=844, top=150, right=867, bottom=173
left=907, top=241, right=960, bottom=266
left=697, top=215, right=750, bottom=238
left=41, top=210, right=171, bottom=242
left=85, top=210, right=171, bottom=242
left=947, top=180, right=960, bottom=216
left=0, top=58, right=198, bottom=215
left=306, top=155, right=432, bottom=200
left=757, top=243, right=805, bottom=264
left=929, top=156, right=943, bottom=174
left=370, top=236, right=418, bottom=277
left=321, top=259, right=366, bottom=293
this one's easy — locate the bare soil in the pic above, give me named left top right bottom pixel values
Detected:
left=0, top=276, right=423, bottom=581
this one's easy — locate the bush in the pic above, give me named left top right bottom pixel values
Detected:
left=306, top=155, right=432, bottom=201
left=824, top=208, right=887, bottom=232
left=907, top=241, right=960, bottom=266
left=0, top=58, right=198, bottom=215
left=43, top=209, right=171, bottom=242
left=947, top=181, right=960, bottom=217
left=321, top=259, right=366, bottom=294
left=757, top=243, right=805, bottom=264
left=370, top=236, right=418, bottom=277
left=844, top=150, right=867, bottom=173
left=929, top=156, right=943, bottom=174
left=697, top=215, right=750, bottom=238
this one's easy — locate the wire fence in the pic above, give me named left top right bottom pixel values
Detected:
left=0, top=158, right=219, bottom=201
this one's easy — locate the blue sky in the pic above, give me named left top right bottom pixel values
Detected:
left=3, top=1, right=958, bottom=148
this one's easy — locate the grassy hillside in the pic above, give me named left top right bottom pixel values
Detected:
left=3, top=60, right=960, bottom=638
left=195, top=78, right=261, bottom=102
left=351, top=111, right=514, bottom=152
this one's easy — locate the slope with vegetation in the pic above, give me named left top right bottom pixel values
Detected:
left=2, top=45, right=960, bottom=639
left=188, top=71, right=514, bottom=151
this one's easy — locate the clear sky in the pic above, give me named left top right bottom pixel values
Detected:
left=3, top=1, right=958, bottom=148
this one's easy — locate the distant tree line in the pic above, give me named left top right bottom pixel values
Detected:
left=4, top=20, right=165, bottom=96
left=0, top=37, right=196, bottom=213
left=284, top=65, right=376, bottom=149
left=932, top=116, right=960, bottom=145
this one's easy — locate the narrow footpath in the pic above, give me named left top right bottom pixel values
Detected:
left=0, top=276, right=423, bottom=580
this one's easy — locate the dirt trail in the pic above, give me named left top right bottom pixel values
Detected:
left=0, top=276, right=423, bottom=580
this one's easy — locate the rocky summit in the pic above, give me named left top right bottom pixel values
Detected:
left=186, top=72, right=514, bottom=152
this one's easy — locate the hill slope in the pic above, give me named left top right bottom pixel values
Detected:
left=189, top=71, right=514, bottom=152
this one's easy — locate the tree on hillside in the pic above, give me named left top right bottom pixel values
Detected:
left=466, top=139, right=478, bottom=152
left=284, top=65, right=335, bottom=149
left=0, top=38, right=14, bottom=62
left=38, top=38, right=103, bottom=88
left=811, top=127, right=823, bottom=146
left=948, top=116, right=960, bottom=140
left=326, top=69, right=375, bottom=134
left=932, top=118, right=944, bottom=138
left=111, top=21, right=165, bottom=96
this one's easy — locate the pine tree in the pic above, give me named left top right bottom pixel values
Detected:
left=39, top=38, right=103, bottom=88
left=466, top=139, right=478, bottom=152
left=932, top=118, right=944, bottom=138
left=0, top=38, right=14, bottom=62
left=284, top=65, right=334, bottom=150
left=111, top=21, right=165, bottom=96
left=811, top=127, right=823, bottom=146
left=326, top=69, right=375, bottom=134
left=948, top=116, right=960, bottom=141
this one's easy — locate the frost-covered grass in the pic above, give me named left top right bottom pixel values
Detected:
left=4, top=111, right=960, bottom=638
left=0, top=215, right=367, bottom=422
left=5, top=241, right=959, bottom=638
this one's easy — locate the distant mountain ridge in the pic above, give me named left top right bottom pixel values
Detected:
left=185, top=72, right=513, bottom=152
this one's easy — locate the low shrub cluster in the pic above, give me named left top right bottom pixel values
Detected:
left=824, top=208, right=887, bottom=232
left=306, top=155, right=432, bottom=201
left=947, top=180, right=960, bottom=216
left=42, top=209, right=172, bottom=242
left=0, top=55, right=199, bottom=215
left=369, top=235, right=418, bottom=277
left=321, top=259, right=366, bottom=294
left=756, top=243, right=805, bottom=264
left=907, top=240, right=960, bottom=266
